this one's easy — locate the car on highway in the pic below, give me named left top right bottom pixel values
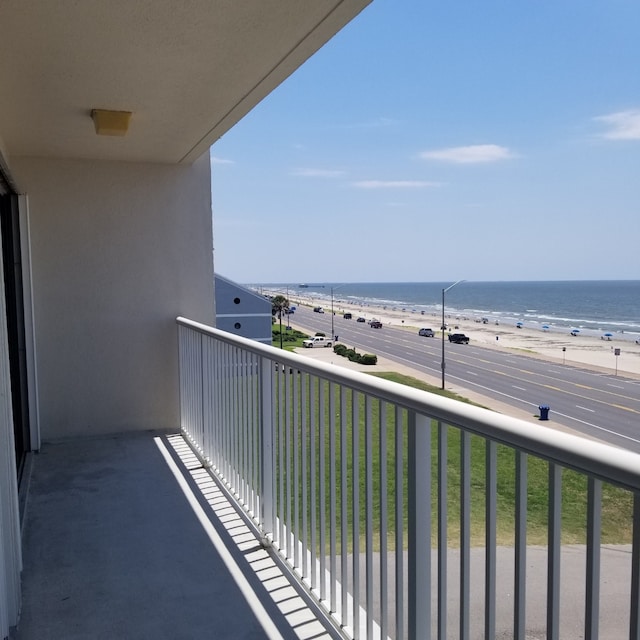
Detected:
left=369, top=320, right=382, bottom=328
left=356, top=317, right=366, bottom=323
left=313, top=307, right=324, bottom=313
left=343, top=312, right=352, bottom=319
left=448, top=333, right=469, bottom=344
left=418, top=328, right=435, bottom=337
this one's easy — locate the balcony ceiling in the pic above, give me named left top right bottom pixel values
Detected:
left=0, top=0, right=370, bottom=165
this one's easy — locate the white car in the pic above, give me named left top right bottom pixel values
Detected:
left=302, top=336, right=333, bottom=348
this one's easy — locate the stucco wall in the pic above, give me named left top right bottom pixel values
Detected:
left=9, top=155, right=215, bottom=440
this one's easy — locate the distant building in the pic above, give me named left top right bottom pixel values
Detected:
left=215, top=274, right=272, bottom=344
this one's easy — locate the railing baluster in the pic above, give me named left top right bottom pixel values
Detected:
left=547, top=462, right=562, bottom=640
left=240, top=349, right=246, bottom=505
left=310, top=376, right=317, bottom=591
left=379, top=401, right=388, bottom=640
left=220, top=341, right=228, bottom=483
left=514, top=450, right=527, bottom=640
left=293, top=371, right=300, bottom=569
left=329, top=382, right=337, bottom=613
left=408, top=410, right=431, bottom=640
left=396, top=406, right=404, bottom=640
left=460, top=430, right=471, bottom=640
left=319, top=379, right=327, bottom=602
left=485, top=439, right=497, bottom=640
left=365, top=395, right=374, bottom=639
left=301, top=373, right=308, bottom=579
left=201, top=335, right=211, bottom=465
left=252, top=354, right=259, bottom=518
left=630, top=493, right=640, bottom=639
left=352, top=391, right=360, bottom=639
left=285, top=371, right=292, bottom=560
left=278, top=365, right=285, bottom=551
left=438, top=420, right=447, bottom=640
left=340, top=387, right=349, bottom=627
left=585, top=477, right=601, bottom=640
left=260, top=357, right=274, bottom=537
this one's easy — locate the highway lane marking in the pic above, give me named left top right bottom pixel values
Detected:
left=539, top=410, right=640, bottom=448
left=294, top=318, right=640, bottom=412
left=608, top=384, right=625, bottom=389
left=576, top=405, right=595, bottom=412
left=444, top=346, right=640, bottom=401
left=512, top=386, right=527, bottom=391
left=466, top=371, right=478, bottom=376
left=389, top=346, right=640, bottom=414
left=450, top=374, right=640, bottom=448
left=613, top=404, right=636, bottom=413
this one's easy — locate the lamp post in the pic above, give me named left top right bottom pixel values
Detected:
left=286, top=285, right=290, bottom=330
left=441, top=279, right=465, bottom=390
left=330, top=284, right=345, bottom=340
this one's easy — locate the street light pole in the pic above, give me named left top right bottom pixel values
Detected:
left=441, top=279, right=465, bottom=390
left=330, top=284, right=345, bottom=340
left=286, top=285, right=290, bottom=329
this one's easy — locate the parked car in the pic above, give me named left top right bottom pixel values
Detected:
left=418, top=328, right=435, bottom=337
left=356, top=317, right=366, bottom=323
left=302, top=336, right=333, bottom=348
left=448, top=333, right=469, bottom=344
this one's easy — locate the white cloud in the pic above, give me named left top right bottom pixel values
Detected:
left=291, top=168, right=346, bottom=177
left=210, top=155, right=235, bottom=165
left=595, top=109, right=640, bottom=140
left=420, top=144, right=515, bottom=164
left=352, top=180, right=440, bottom=189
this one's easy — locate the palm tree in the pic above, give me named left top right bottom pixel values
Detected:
left=271, top=295, right=289, bottom=349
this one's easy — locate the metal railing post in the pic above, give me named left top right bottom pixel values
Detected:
left=408, top=411, right=431, bottom=639
left=260, top=357, right=275, bottom=540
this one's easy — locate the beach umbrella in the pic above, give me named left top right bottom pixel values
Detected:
left=516, top=322, right=523, bottom=328
left=571, top=328, right=580, bottom=335
left=542, top=324, right=550, bottom=330
left=604, top=332, right=613, bottom=337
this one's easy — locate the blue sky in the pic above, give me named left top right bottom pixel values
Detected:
left=210, top=1, right=640, bottom=284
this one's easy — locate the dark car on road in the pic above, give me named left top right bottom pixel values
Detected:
left=448, top=333, right=469, bottom=344
left=369, top=320, right=382, bottom=328
left=356, top=317, right=366, bottom=323
left=418, top=328, right=435, bottom=337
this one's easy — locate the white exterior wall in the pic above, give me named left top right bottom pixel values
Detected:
left=9, top=155, right=215, bottom=440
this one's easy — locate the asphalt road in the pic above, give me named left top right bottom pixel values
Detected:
left=287, top=306, right=640, bottom=453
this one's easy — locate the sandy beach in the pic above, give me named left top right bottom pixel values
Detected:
left=284, top=291, right=640, bottom=378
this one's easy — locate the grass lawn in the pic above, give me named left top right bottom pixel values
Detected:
left=274, top=369, right=632, bottom=550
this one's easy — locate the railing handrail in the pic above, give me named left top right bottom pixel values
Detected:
left=177, top=316, right=640, bottom=492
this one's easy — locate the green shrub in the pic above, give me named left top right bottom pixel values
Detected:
left=359, top=353, right=378, bottom=365
left=334, top=343, right=347, bottom=355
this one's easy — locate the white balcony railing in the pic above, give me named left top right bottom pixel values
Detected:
left=177, top=317, right=640, bottom=640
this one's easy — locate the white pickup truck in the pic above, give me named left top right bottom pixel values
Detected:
left=302, top=336, right=333, bottom=348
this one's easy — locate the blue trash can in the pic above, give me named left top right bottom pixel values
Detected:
left=539, top=405, right=550, bottom=421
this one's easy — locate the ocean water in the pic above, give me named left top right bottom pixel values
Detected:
left=258, top=281, right=640, bottom=341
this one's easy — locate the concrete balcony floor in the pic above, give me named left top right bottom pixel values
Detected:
left=15, top=431, right=338, bottom=640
